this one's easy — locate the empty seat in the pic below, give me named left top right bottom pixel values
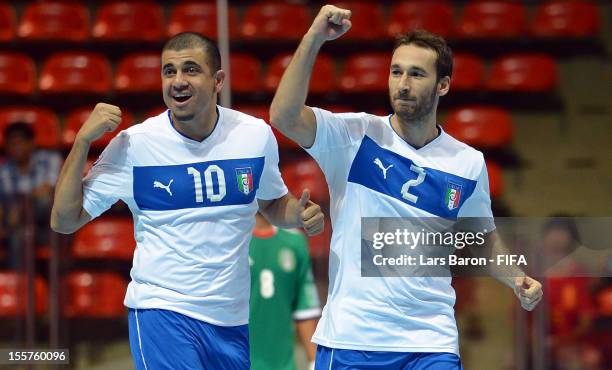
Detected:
left=0, top=106, right=60, bottom=148
left=485, top=161, right=503, bottom=198
left=0, top=53, right=36, bottom=95
left=229, top=54, right=262, bottom=93
left=319, top=105, right=354, bottom=113
left=64, top=107, right=133, bottom=149
left=62, top=271, right=127, bottom=318
left=18, top=2, right=89, bottom=42
left=115, top=52, right=161, bottom=93
left=531, top=1, right=600, bottom=38
left=487, top=54, right=558, bottom=92
left=452, top=53, right=484, bottom=91
left=241, top=3, right=309, bottom=40
left=0, top=271, right=48, bottom=316
left=168, top=2, right=239, bottom=39
left=456, top=1, right=526, bottom=38
left=93, top=1, right=163, bottom=42
left=388, top=1, right=453, bottom=38
left=444, top=106, right=513, bottom=149
left=281, top=157, right=329, bottom=204
left=340, top=53, right=390, bottom=93
left=72, top=217, right=135, bottom=260
left=265, top=53, right=336, bottom=93
left=145, top=106, right=168, bottom=119
left=39, top=52, right=112, bottom=94
left=0, top=3, right=16, bottom=41
left=332, top=2, right=385, bottom=40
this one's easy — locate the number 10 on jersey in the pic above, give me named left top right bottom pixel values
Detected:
left=187, top=165, right=226, bottom=203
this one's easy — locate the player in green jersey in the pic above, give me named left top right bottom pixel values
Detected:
left=249, top=212, right=321, bottom=370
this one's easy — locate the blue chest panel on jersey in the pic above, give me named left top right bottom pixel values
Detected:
left=133, top=157, right=265, bottom=210
left=347, top=136, right=477, bottom=219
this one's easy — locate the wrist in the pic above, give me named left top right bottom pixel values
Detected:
left=74, top=134, right=93, bottom=148
left=303, top=32, right=326, bottom=49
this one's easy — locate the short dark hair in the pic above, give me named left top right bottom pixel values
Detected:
left=393, top=30, right=453, bottom=81
left=163, top=32, right=221, bottom=73
left=4, top=122, right=34, bottom=141
left=543, top=216, right=581, bottom=245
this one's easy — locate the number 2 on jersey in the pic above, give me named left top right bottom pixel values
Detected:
left=401, top=164, right=426, bottom=203
left=187, top=165, right=226, bottom=203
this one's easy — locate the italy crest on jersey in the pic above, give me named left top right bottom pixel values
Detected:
left=445, top=181, right=462, bottom=210
left=236, top=167, right=254, bottom=195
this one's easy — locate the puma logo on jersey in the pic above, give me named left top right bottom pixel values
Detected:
left=373, top=158, right=394, bottom=179
left=153, top=179, right=174, bottom=196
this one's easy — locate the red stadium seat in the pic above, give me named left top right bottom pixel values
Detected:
left=388, top=1, right=453, bottom=38
left=485, top=161, right=503, bottom=198
left=0, top=271, right=48, bottom=316
left=241, top=3, right=309, bottom=41
left=115, top=53, right=161, bottom=93
left=487, top=54, right=558, bottom=92
left=332, top=2, right=385, bottom=40
left=456, top=1, right=526, bottom=38
left=340, top=53, right=390, bottom=93
left=0, top=3, right=16, bottom=41
left=0, top=53, right=36, bottom=95
left=0, top=106, right=60, bottom=148
left=63, top=271, right=127, bottom=318
left=451, top=53, right=484, bottom=91
left=319, top=105, right=354, bottom=113
left=281, top=157, right=329, bottom=204
left=597, top=286, right=612, bottom=316
left=531, top=1, right=600, bottom=38
left=145, top=106, right=168, bottom=119
left=72, top=218, right=135, bottom=260
left=64, top=107, right=133, bottom=149
left=17, top=2, right=89, bottom=42
left=229, top=54, right=262, bottom=93
left=39, top=52, right=112, bottom=94
left=444, top=106, right=513, bottom=149
left=265, top=53, right=336, bottom=93
left=93, top=1, right=163, bottom=42
left=168, top=2, right=239, bottom=39
left=233, top=105, right=300, bottom=150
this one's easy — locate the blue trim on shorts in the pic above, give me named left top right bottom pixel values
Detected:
left=315, top=345, right=462, bottom=370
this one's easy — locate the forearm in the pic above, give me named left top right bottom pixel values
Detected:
left=50, top=139, right=91, bottom=233
left=295, top=318, right=318, bottom=362
left=270, top=34, right=324, bottom=128
left=259, top=194, right=302, bottom=228
left=473, top=232, right=525, bottom=289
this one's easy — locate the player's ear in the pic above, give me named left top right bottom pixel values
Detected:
left=437, top=75, right=450, bottom=97
left=214, top=70, right=225, bottom=93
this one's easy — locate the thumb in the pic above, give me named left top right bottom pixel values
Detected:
left=298, top=189, right=310, bottom=208
left=515, top=276, right=526, bottom=291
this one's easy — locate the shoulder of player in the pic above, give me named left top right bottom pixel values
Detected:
left=277, top=229, right=309, bottom=252
left=441, top=130, right=485, bottom=164
left=219, top=106, right=270, bottom=132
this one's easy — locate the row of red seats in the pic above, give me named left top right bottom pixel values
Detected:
left=0, top=1, right=600, bottom=43
left=5, top=270, right=611, bottom=318
left=0, top=270, right=127, bottom=318
left=0, top=51, right=559, bottom=95
left=0, top=105, right=515, bottom=153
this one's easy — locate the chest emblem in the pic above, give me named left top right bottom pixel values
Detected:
left=445, top=181, right=462, bottom=211
left=235, top=167, right=254, bottom=195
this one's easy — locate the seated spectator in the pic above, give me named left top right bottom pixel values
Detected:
left=0, top=122, right=62, bottom=259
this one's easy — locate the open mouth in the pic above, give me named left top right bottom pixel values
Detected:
left=173, top=94, right=192, bottom=104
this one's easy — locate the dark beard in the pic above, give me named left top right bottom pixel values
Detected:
left=391, top=87, right=437, bottom=123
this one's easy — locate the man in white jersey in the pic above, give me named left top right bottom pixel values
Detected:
left=269, top=5, right=543, bottom=369
left=51, top=32, right=324, bottom=370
